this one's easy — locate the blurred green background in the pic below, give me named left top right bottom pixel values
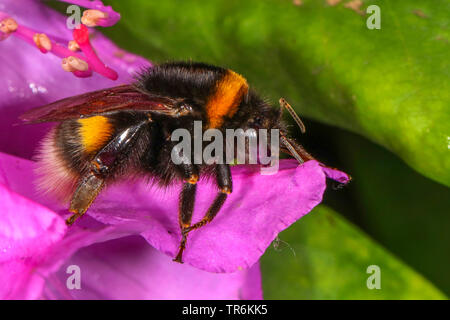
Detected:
left=49, top=0, right=449, bottom=299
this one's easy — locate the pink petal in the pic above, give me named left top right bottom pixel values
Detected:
left=0, top=152, right=263, bottom=299
left=0, top=152, right=350, bottom=273
left=0, top=182, right=67, bottom=299
left=43, top=235, right=262, bottom=300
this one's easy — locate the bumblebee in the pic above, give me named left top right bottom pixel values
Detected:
left=21, top=61, right=314, bottom=263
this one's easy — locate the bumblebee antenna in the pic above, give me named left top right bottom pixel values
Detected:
left=279, top=98, right=306, bottom=134
left=280, top=135, right=304, bottom=164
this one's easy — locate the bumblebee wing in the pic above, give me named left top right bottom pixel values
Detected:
left=20, top=84, right=180, bottom=124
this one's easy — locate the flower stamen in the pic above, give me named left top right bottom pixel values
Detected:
left=68, top=40, right=80, bottom=52
left=0, top=17, right=18, bottom=38
left=62, top=56, right=89, bottom=72
left=81, top=9, right=109, bottom=27
left=0, top=0, right=121, bottom=80
left=57, top=0, right=121, bottom=27
left=33, top=33, right=52, bottom=53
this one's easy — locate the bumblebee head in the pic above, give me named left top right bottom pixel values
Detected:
left=234, top=92, right=312, bottom=164
left=231, top=90, right=283, bottom=132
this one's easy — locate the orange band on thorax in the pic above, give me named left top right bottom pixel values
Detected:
left=206, top=70, right=248, bottom=128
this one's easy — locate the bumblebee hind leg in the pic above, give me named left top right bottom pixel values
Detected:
left=66, top=119, right=147, bottom=225
left=66, top=172, right=104, bottom=225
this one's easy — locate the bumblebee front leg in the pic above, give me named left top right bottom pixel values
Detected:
left=173, top=164, right=232, bottom=263
left=185, top=164, right=232, bottom=233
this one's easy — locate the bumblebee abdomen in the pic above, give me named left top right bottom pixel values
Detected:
left=35, top=116, right=114, bottom=202
left=35, top=127, right=80, bottom=202
left=77, top=116, right=114, bottom=154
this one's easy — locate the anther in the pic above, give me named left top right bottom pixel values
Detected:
left=68, top=40, right=80, bottom=52
left=61, top=56, right=89, bottom=72
left=81, top=9, right=109, bottom=27
left=0, top=17, right=18, bottom=35
left=33, top=33, right=52, bottom=52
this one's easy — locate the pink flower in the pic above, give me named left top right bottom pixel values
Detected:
left=0, top=163, right=261, bottom=299
left=0, top=0, right=349, bottom=299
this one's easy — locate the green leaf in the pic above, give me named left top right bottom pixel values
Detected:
left=332, top=128, right=450, bottom=295
left=260, top=205, right=446, bottom=299
left=101, top=0, right=450, bottom=186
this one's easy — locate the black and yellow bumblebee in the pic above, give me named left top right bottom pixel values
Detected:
left=20, top=61, right=314, bottom=263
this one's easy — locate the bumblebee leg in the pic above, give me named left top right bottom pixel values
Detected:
left=173, top=164, right=199, bottom=263
left=184, top=164, right=232, bottom=236
left=67, top=121, right=146, bottom=225
left=67, top=172, right=104, bottom=225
